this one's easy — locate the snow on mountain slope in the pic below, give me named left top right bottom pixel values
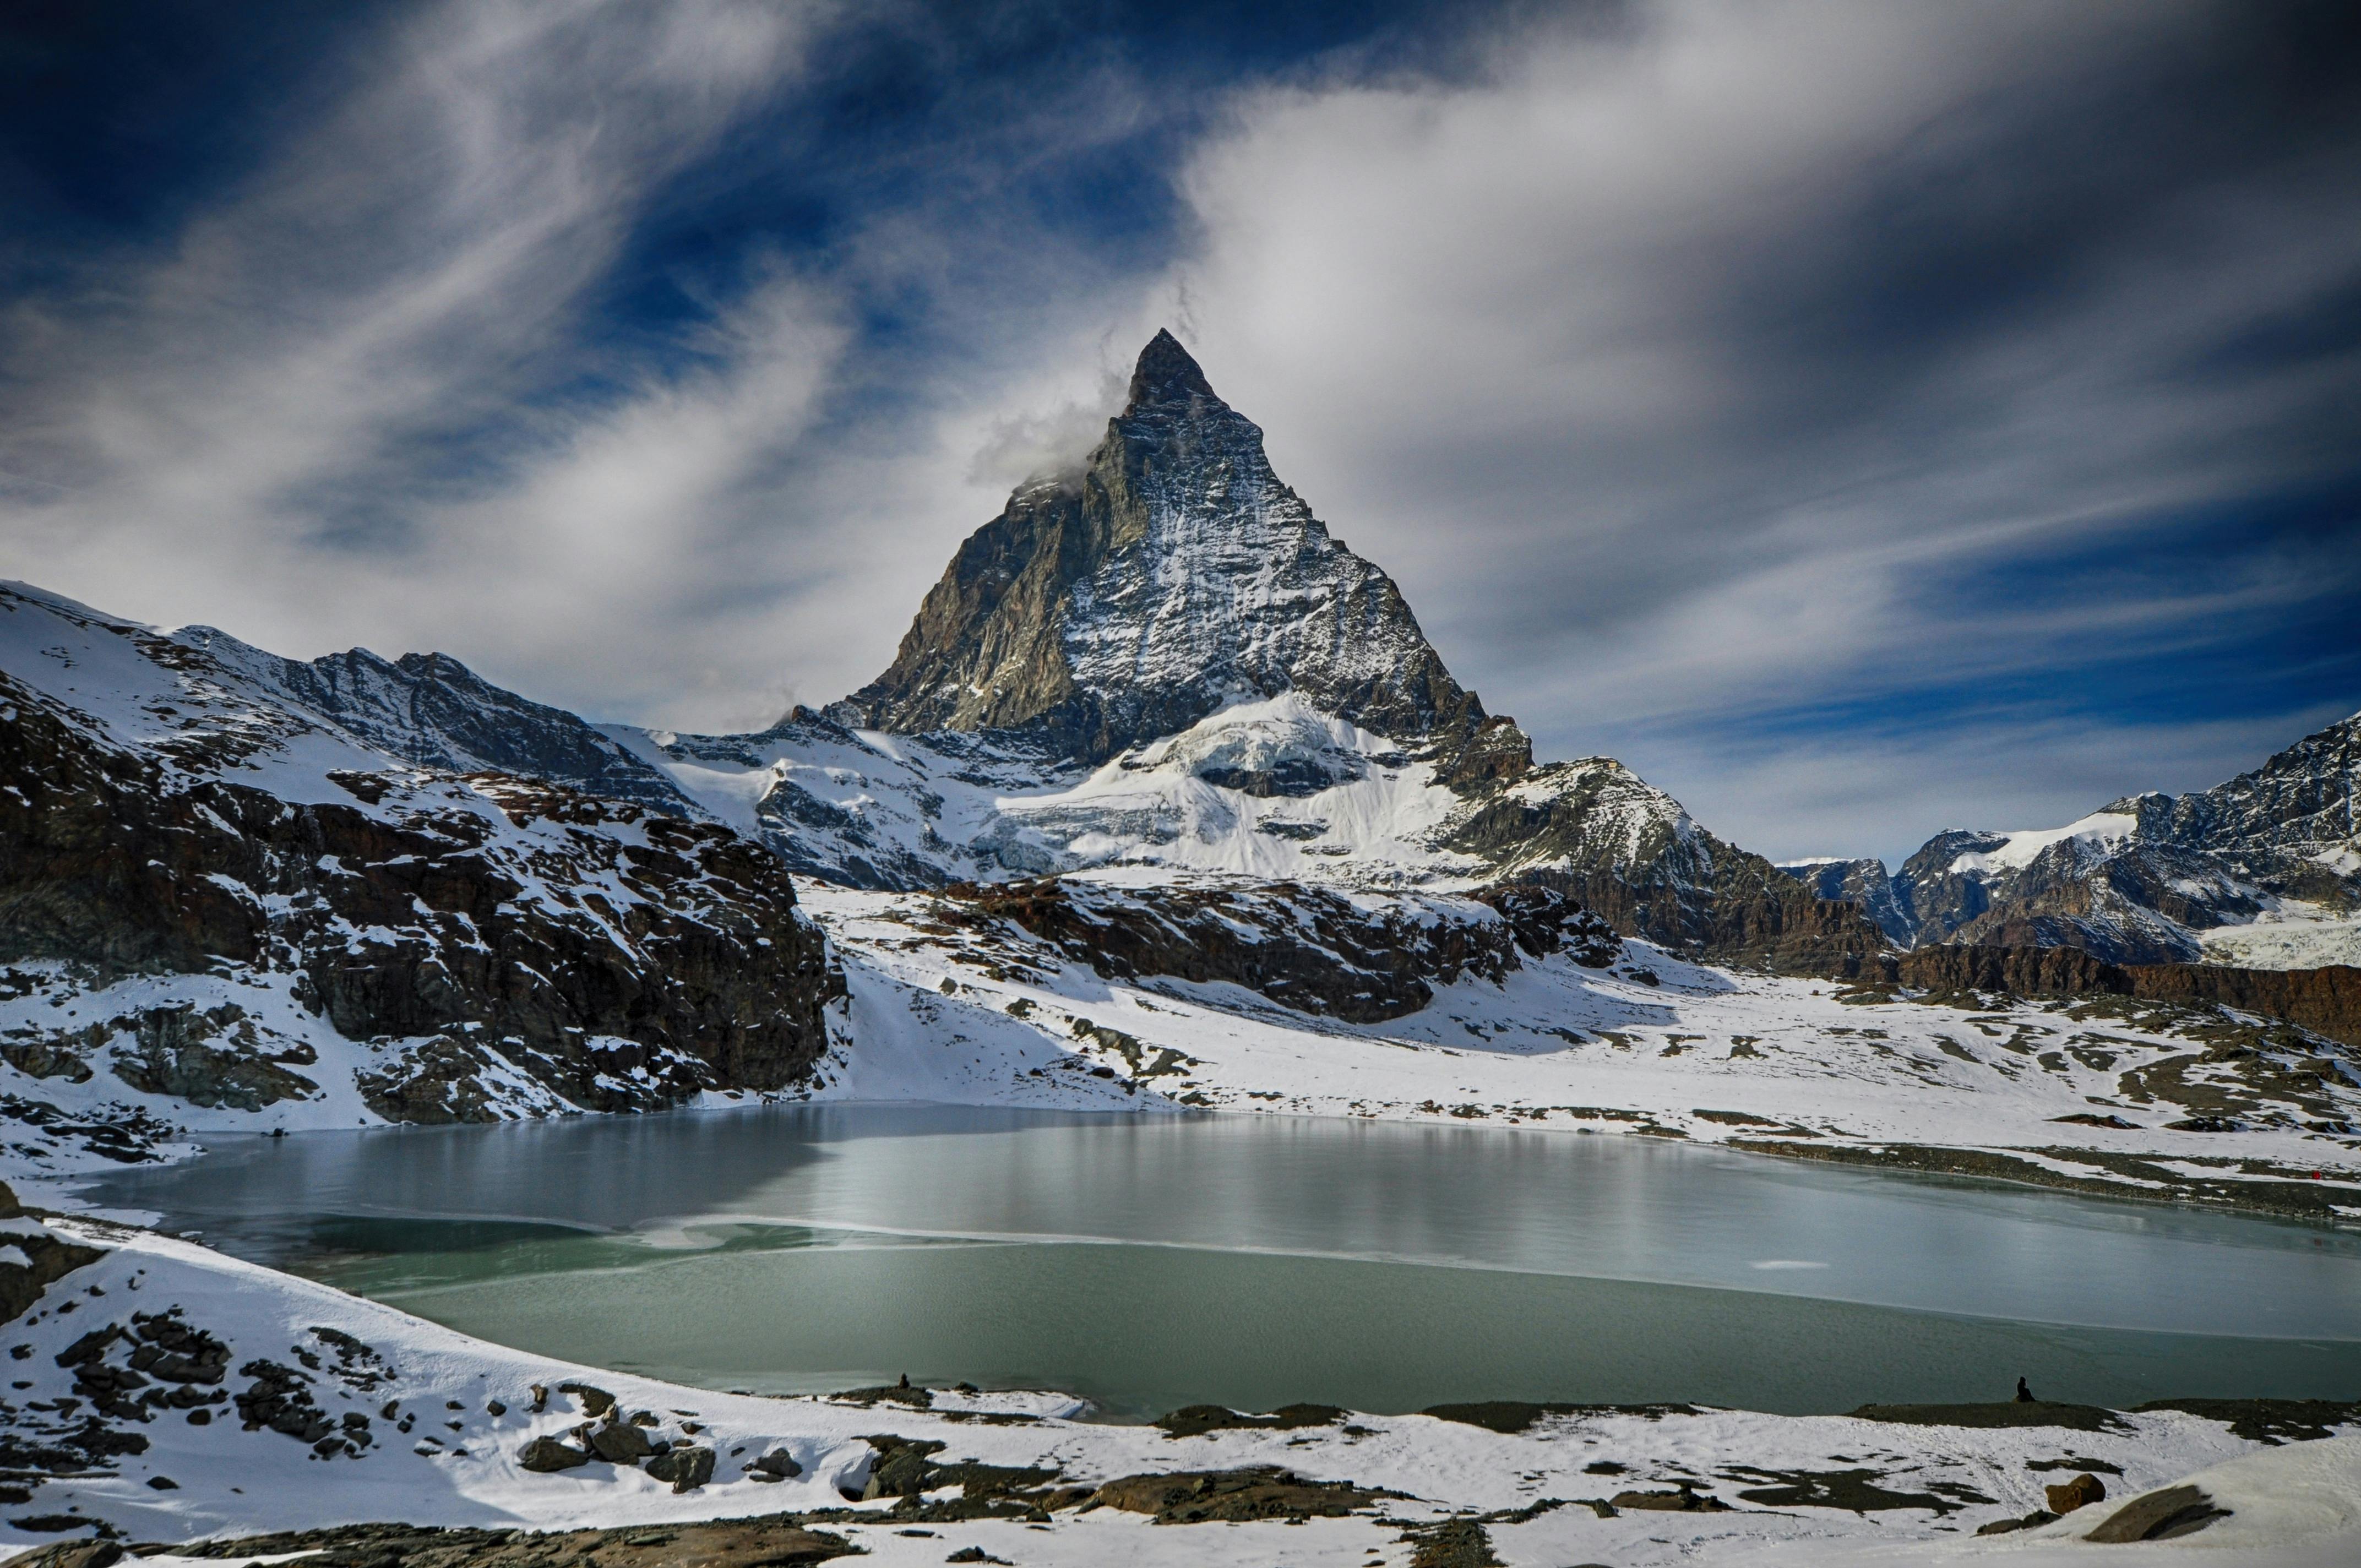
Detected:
left=0, top=583, right=836, bottom=1169
left=797, top=880, right=2361, bottom=1219
left=1944, top=810, right=2140, bottom=875
left=1877, top=714, right=2361, bottom=967
left=610, top=694, right=1479, bottom=889
left=835, top=330, right=1484, bottom=763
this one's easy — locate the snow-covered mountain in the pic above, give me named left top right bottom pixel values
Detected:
left=832, top=330, right=1487, bottom=764
left=0, top=581, right=834, bottom=1153
left=602, top=333, right=1890, bottom=975
left=1783, top=712, right=2361, bottom=968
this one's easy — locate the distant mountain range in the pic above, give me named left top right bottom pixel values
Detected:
left=1779, top=712, right=2360, bottom=968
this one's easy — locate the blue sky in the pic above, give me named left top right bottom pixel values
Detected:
left=2, top=0, right=2357, bottom=863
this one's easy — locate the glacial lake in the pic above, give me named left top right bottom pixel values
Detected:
left=74, top=1106, right=2361, bottom=1420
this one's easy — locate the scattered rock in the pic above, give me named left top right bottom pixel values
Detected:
left=1395, top=1517, right=1504, bottom=1567
left=2082, top=1484, right=2233, bottom=1543
left=748, top=1449, right=803, bottom=1481
left=645, top=1444, right=714, bottom=1493
left=2044, top=1472, right=2106, bottom=1513
left=1974, top=1508, right=2059, bottom=1536
left=1083, top=1466, right=1389, bottom=1523
left=587, top=1417, right=655, bottom=1464
left=557, top=1381, right=616, bottom=1418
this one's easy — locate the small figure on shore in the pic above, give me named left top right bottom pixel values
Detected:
left=898, top=1373, right=911, bottom=1390
left=2016, top=1376, right=2036, bottom=1403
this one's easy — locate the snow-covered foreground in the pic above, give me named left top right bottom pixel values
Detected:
left=796, top=883, right=2361, bottom=1217
left=0, top=1207, right=2354, bottom=1565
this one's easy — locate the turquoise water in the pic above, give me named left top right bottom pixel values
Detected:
left=78, top=1106, right=2361, bottom=1418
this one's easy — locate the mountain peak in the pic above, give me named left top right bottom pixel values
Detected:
left=834, top=335, right=1488, bottom=763
left=1127, top=328, right=1216, bottom=410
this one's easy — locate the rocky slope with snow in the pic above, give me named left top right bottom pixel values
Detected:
left=1792, top=712, right=2361, bottom=968
left=833, top=330, right=1488, bottom=765
left=0, top=583, right=836, bottom=1164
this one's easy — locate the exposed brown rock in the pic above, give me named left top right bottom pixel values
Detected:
left=1083, top=1465, right=1388, bottom=1523
left=1895, top=946, right=2361, bottom=1046
left=2082, top=1484, right=2233, bottom=1543
left=107, top=1517, right=856, bottom=1565
left=2044, top=1471, right=2106, bottom=1512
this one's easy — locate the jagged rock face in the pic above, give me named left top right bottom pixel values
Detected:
left=935, top=876, right=1618, bottom=1024
left=0, top=586, right=836, bottom=1119
left=1444, top=758, right=1891, bottom=976
left=2159, top=713, right=2360, bottom=861
left=1776, top=859, right=1914, bottom=946
left=836, top=331, right=1487, bottom=763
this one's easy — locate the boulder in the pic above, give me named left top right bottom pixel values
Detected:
left=587, top=1417, right=655, bottom=1463
left=749, top=1448, right=803, bottom=1480
left=2082, top=1484, right=2233, bottom=1543
left=516, top=1435, right=591, bottom=1472
left=646, top=1444, right=715, bottom=1493
left=2045, top=1471, right=2106, bottom=1513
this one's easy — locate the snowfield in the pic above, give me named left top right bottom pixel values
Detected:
left=791, top=883, right=2361, bottom=1217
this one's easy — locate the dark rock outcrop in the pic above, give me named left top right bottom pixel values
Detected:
left=0, top=619, right=837, bottom=1117
left=936, top=876, right=1618, bottom=1023
left=0, top=1182, right=102, bottom=1326
left=1776, top=858, right=1914, bottom=945
left=1446, top=761, right=1891, bottom=976
left=1895, top=946, right=2361, bottom=1047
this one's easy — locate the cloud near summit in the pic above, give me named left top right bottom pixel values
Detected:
left=1, top=0, right=2354, bottom=858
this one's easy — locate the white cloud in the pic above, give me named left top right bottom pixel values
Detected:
left=0, top=0, right=839, bottom=723
left=2, top=0, right=2351, bottom=857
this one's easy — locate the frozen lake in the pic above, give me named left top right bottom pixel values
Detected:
left=76, top=1106, right=2361, bottom=1419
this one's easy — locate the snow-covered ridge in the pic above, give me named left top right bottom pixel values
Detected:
left=1785, top=710, right=2361, bottom=967
left=0, top=580, right=835, bottom=1172
left=1945, top=810, right=2139, bottom=876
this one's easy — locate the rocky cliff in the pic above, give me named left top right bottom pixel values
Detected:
left=1896, top=945, right=2361, bottom=1049
left=834, top=331, right=1486, bottom=764
left=0, top=585, right=835, bottom=1131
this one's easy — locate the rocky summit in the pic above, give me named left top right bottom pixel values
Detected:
left=833, top=330, right=1486, bottom=764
